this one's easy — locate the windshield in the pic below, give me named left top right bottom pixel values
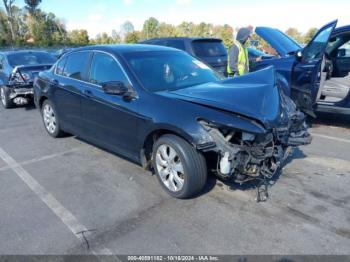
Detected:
left=191, top=40, right=227, bottom=57
left=124, top=51, right=222, bottom=92
left=7, top=52, right=56, bottom=67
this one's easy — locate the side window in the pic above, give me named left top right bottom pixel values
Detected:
left=55, top=57, right=67, bottom=75
left=63, top=52, right=90, bottom=80
left=89, top=52, right=128, bottom=86
left=338, top=41, right=350, bottom=57
left=166, top=40, right=186, bottom=51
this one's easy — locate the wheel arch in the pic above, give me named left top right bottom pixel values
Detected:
left=38, top=95, right=49, bottom=109
left=140, top=127, right=196, bottom=169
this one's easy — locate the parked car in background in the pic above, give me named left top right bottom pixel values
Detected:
left=140, top=37, right=228, bottom=76
left=0, top=50, right=55, bottom=108
left=250, top=20, right=350, bottom=116
left=34, top=45, right=310, bottom=199
left=247, top=47, right=275, bottom=67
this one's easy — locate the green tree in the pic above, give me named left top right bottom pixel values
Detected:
left=303, top=27, right=318, bottom=43
left=176, top=21, right=194, bottom=37
left=111, top=30, right=121, bottom=43
left=2, top=0, right=16, bottom=43
left=285, top=27, right=303, bottom=43
left=219, top=24, right=233, bottom=48
left=124, top=31, right=141, bottom=43
left=24, top=0, right=41, bottom=14
left=142, top=17, right=159, bottom=39
left=158, top=22, right=176, bottom=37
left=120, top=20, right=134, bottom=35
left=68, top=29, right=89, bottom=46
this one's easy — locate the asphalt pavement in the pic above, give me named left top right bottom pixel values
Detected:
left=0, top=105, right=349, bottom=255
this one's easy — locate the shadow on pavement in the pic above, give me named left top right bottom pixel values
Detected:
left=312, top=112, right=350, bottom=129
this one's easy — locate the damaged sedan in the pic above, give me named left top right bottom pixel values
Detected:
left=0, top=50, right=55, bottom=108
left=34, top=45, right=311, bottom=199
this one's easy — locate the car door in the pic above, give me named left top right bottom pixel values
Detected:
left=290, top=20, right=338, bottom=116
left=81, top=51, right=139, bottom=159
left=51, top=51, right=91, bottom=135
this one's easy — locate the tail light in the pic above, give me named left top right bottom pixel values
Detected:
left=10, top=72, right=30, bottom=83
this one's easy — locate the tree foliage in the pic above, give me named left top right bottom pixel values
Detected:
left=0, top=7, right=321, bottom=48
left=285, top=27, right=303, bottom=43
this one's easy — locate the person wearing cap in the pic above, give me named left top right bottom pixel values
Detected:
left=227, top=27, right=251, bottom=77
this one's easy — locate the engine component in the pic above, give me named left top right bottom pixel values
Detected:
left=219, top=152, right=231, bottom=175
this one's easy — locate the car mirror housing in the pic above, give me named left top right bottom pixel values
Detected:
left=296, top=50, right=303, bottom=61
left=102, top=81, right=128, bottom=96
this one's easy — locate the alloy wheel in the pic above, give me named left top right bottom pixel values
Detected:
left=0, top=88, right=6, bottom=106
left=43, top=103, right=57, bottom=134
left=155, top=144, right=185, bottom=192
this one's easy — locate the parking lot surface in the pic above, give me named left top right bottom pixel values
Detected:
left=0, top=105, right=349, bottom=255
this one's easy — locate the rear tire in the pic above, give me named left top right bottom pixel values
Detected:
left=0, top=86, right=15, bottom=109
left=41, top=99, right=65, bottom=138
left=152, top=134, right=207, bottom=199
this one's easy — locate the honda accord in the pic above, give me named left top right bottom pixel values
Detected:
left=34, top=45, right=311, bottom=199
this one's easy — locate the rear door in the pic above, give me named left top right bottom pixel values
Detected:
left=52, top=51, right=91, bottom=134
left=291, top=20, right=337, bottom=116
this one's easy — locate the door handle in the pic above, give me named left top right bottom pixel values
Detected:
left=83, top=89, right=93, bottom=98
left=52, top=79, right=59, bottom=85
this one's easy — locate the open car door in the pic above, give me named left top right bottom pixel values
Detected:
left=291, top=20, right=338, bottom=116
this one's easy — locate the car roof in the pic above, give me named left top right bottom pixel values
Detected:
left=69, top=44, right=182, bottom=55
left=0, top=50, right=52, bottom=56
left=141, top=37, right=223, bottom=42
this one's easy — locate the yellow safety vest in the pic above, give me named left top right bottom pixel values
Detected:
left=227, top=40, right=249, bottom=76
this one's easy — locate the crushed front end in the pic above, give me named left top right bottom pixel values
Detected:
left=199, top=93, right=311, bottom=202
left=6, top=64, right=52, bottom=105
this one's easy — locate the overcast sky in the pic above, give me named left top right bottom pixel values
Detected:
left=11, top=0, right=350, bottom=37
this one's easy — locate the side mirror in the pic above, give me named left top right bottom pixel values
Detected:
left=296, top=50, right=303, bottom=61
left=102, top=81, right=128, bottom=96
left=101, top=81, right=136, bottom=100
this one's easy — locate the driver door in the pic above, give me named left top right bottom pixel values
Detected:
left=81, top=51, right=139, bottom=159
left=291, top=20, right=338, bottom=116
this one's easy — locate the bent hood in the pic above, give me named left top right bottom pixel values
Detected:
left=157, top=66, right=284, bottom=127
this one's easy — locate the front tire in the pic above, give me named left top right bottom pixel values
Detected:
left=152, top=134, right=207, bottom=199
left=0, top=86, right=14, bottom=109
left=41, top=99, right=65, bottom=138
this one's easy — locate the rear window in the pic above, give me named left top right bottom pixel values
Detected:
left=7, top=52, right=56, bottom=67
left=191, top=40, right=227, bottom=57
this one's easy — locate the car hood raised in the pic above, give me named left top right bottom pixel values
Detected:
left=255, top=27, right=302, bottom=57
left=157, top=66, right=284, bottom=127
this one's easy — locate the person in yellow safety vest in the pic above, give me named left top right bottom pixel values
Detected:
left=227, top=27, right=251, bottom=77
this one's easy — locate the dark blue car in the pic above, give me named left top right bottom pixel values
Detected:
left=251, top=20, right=350, bottom=116
left=0, top=50, right=55, bottom=108
left=140, top=37, right=228, bottom=76
left=34, top=45, right=310, bottom=199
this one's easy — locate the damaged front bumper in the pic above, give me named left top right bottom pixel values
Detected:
left=198, top=106, right=311, bottom=186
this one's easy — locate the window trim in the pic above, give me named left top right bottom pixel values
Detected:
left=53, top=50, right=133, bottom=90
left=87, top=50, right=132, bottom=89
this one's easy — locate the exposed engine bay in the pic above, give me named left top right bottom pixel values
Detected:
left=6, top=66, right=36, bottom=105
left=199, top=93, right=312, bottom=202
